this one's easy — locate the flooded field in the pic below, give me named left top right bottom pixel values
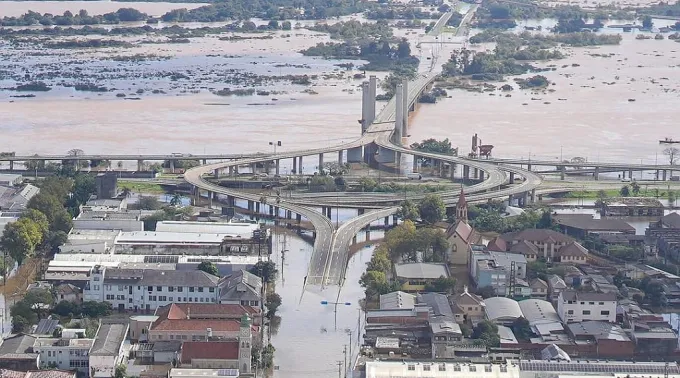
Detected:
left=0, top=1, right=208, bottom=17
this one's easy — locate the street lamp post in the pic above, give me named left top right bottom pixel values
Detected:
left=321, top=300, right=351, bottom=331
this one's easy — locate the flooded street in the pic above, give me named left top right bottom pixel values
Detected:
left=269, top=228, right=383, bottom=378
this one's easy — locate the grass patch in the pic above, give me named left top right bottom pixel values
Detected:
left=564, top=189, right=669, bottom=199
left=118, top=181, right=166, bottom=194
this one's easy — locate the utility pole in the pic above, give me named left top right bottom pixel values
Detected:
left=337, top=361, right=343, bottom=378
left=343, top=345, right=348, bottom=378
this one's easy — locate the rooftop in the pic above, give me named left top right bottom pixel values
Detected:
left=33, top=338, right=93, bottom=348
left=380, top=291, right=415, bottom=310
left=156, top=221, right=260, bottom=238
left=0, top=334, right=38, bottom=359
left=560, top=290, right=616, bottom=302
left=554, top=215, right=635, bottom=232
left=661, top=212, right=680, bottom=228
left=90, top=323, right=128, bottom=356
left=169, top=369, right=239, bottom=378
left=0, top=370, right=76, bottom=378
left=484, top=297, right=522, bottom=322
left=501, top=229, right=574, bottom=244
left=567, top=321, right=630, bottom=341
left=180, top=341, right=239, bottom=363
left=156, top=303, right=259, bottom=320
left=394, top=263, right=449, bottom=279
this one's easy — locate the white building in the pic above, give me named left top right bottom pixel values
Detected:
left=89, top=323, right=128, bottom=378
left=557, top=290, right=617, bottom=323
left=83, top=266, right=220, bottom=312
left=32, top=338, right=93, bottom=372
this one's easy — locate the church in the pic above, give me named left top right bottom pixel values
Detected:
left=445, top=189, right=484, bottom=266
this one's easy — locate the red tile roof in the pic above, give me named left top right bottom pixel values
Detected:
left=156, top=303, right=259, bottom=321
left=180, top=341, right=239, bottom=363
left=151, top=318, right=242, bottom=332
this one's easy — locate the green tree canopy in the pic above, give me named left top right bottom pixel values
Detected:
left=409, top=138, right=457, bottom=155
left=249, top=261, right=278, bottom=284
left=197, top=261, right=219, bottom=277
left=472, top=320, right=500, bottom=347
left=397, top=199, right=419, bottom=222
left=418, top=194, right=445, bottom=224
left=265, top=293, right=282, bottom=318
left=1, top=218, right=43, bottom=265
left=511, top=316, right=533, bottom=340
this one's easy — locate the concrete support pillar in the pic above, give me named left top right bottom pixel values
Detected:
left=137, top=160, right=144, bottom=171
left=169, top=160, right=175, bottom=173
left=193, top=187, right=199, bottom=206
left=622, top=170, right=626, bottom=179
left=250, top=163, right=256, bottom=174
left=560, top=169, right=565, bottom=181
left=228, top=166, right=234, bottom=176
left=508, top=194, right=513, bottom=205
left=384, top=216, right=389, bottom=226
left=209, top=191, right=213, bottom=208
left=509, top=172, right=515, bottom=183
left=412, top=155, right=418, bottom=172
left=318, top=153, right=324, bottom=174
left=233, top=164, right=239, bottom=175
left=298, top=156, right=303, bottom=175
left=527, top=164, right=532, bottom=171
left=214, top=169, right=220, bottom=179
left=361, top=81, right=370, bottom=133
left=392, top=214, right=398, bottom=225
left=296, top=214, right=302, bottom=223
left=8, top=161, right=13, bottom=171
left=202, top=159, right=207, bottom=165
left=663, top=170, right=667, bottom=181
left=402, top=78, right=409, bottom=136
left=629, top=169, right=633, bottom=180
left=473, top=167, right=479, bottom=180
left=368, top=76, right=377, bottom=124
left=255, top=202, right=260, bottom=213
left=226, top=195, right=235, bottom=206
left=338, top=150, right=343, bottom=165
left=347, top=147, right=363, bottom=163
left=286, top=210, right=292, bottom=219
left=274, top=207, right=280, bottom=219
left=366, top=229, right=371, bottom=241
left=450, top=165, right=455, bottom=180
left=358, top=208, right=365, bottom=216
left=269, top=206, right=274, bottom=216
left=275, top=159, right=280, bottom=175
left=523, top=192, right=529, bottom=207
left=439, top=161, right=444, bottom=177
left=463, top=165, right=470, bottom=181
left=531, top=189, right=536, bottom=203
left=292, top=157, right=297, bottom=174
left=352, top=235, right=357, bottom=244
left=594, top=166, right=600, bottom=181
left=248, top=200, right=254, bottom=212
left=395, top=151, right=401, bottom=174
left=394, top=84, right=404, bottom=141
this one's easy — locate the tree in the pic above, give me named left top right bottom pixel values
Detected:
left=265, top=293, right=282, bottom=317
left=359, top=270, right=390, bottom=299
left=409, top=138, right=457, bottom=155
left=472, top=320, right=500, bottom=347
left=366, top=246, right=391, bottom=273
left=1, top=220, right=41, bottom=265
left=472, top=210, right=505, bottom=233
left=620, top=185, right=630, bottom=197
left=642, top=15, right=654, bottom=29
left=397, top=38, right=411, bottom=58
left=197, top=261, right=219, bottom=277
left=137, top=196, right=162, bottom=210
left=281, top=21, right=292, bottom=30
left=663, top=147, right=679, bottom=165
left=120, top=187, right=132, bottom=198
left=28, top=193, right=64, bottom=223
left=249, top=261, right=277, bottom=284
left=52, top=300, right=80, bottom=317
left=22, top=209, right=49, bottom=241
left=396, top=200, right=419, bottom=222
left=669, top=191, right=677, bottom=206
left=475, top=285, right=497, bottom=299
left=12, top=315, right=29, bottom=333
left=81, top=301, right=112, bottom=317
left=114, top=364, right=128, bottom=378
left=52, top=209, right=74, bottom=233
left=418, top=194, right=445, bottom=224
left=631, top=181, right=641, bottom=196
left=424, top=276, right=456, bottom=294
left=511, top=317, right=533, bottom=340
left=11, top=301, right=37, bottom=326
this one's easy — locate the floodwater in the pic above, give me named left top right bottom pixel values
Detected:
left=0, top=1, right=208, bottom=18
left=407, top=32, right=680, bottom=166
left=269, top=228, right=383, bottom=378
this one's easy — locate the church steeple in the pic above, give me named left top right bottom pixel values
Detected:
left=456, top=188, right=468, bottom=222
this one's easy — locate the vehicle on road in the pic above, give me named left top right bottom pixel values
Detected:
left=406, top=172, right=422, bottom=180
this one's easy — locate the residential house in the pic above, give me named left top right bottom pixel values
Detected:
left=151, top=341, right=182, bottom=364
left=449, top=287, right=485, bottom=323
left=603, top=198, right=664, bottom=217
left=379, top=291, right=416, bottom=310
left=0, top=334, right=39, bottom=371
left=218, top=270, right=262, bottom=307
left=547, top=275, right=567, bottom=302
left=394, top=263, right=450, bottom=292
left=129, top=315, right=158, bottom=343
left=529, top=278, right=548, bottom=299
left=557, top=291, right=617, bottom=323
left=630, top=328, right=678, bottom=358
left=179, top=315, right=252, bottom=373
left=54, top=284, right=80, bottom=303
left=32, top=338, right=93, bottom=372
left=566, top=321, right=634, bottom=358
left=554, top=214, right=635, bottom=239
left=148, top=305, right=259, bottom=343
left=499, top=229, right=588, bottom=263
left=445, top=190, right=483, bottom=266
left=469, top=249, right=527, bottom=296
left=89, top=323, right=128, bottom=378
left=417, top=293, right=464, bottom=358
left=83, top=266, right=220, bottom=312
left=156, top=303, right=260, bottom=325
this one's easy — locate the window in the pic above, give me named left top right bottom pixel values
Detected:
left=407, top=365, right=415, bottom=371
left=129, top=299, right=132, bottom=303
left=148, top=286, right=153, bottom=292
left=200, top=298, right=204, bottom=303
left=157, top=286, right=162, bottom=292
left=468, top=307, right=472, bottom=310
left=195, top=297, right=199, bottom=302
left=568, top=300, right=574, bottom=304
left=583, top=310, right=591, bottom=315
left=189, top=287, right=195, bottom=292
left=209, top=288, right=215, bottom=293
left=500, top=365, right=508, bottom=372
left=440, top=365, right=447, bottom=372
left=189, top=297, right=192, bottom=302
left=178, top=287, right=183, bottom=292
left=599, top=302, right=604, bottom=305
left=94, top=285, right=100, bottom=290
left=105, top=284, right=111, bottom=290
left=567, top=310, right=574, bottom=314
left=170, top=335, right=174, bottom=340
left=118, top=285, right=124, bottom=291
left=94, top=276, right=100, bottom=281
left=169, top=287, right=174, bottom=292
left=485, top=365, right=492, bottom=372
left=423, top=365, right=431, bottom=372
left=469, top=365, right=477, bottom=372
left=159, top=296, right=167, bottom=301
left=601, top=310, right=610, bottom=316
left=211, top=298, right=216, bottom=302
left=169, top=297, right=173, bottom=301
left=198, top=287, right=204, bottom=293
left=589, top=302, right=594, bottom=305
